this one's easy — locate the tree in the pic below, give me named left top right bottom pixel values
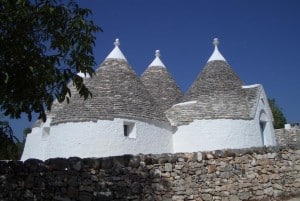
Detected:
left=268, top=98, right=287, bottom=129
left=0, top=0, right=101, bottom=122
left=0, top=121, right=20, bottom=160
left=23, top=127, right=32, bottom=138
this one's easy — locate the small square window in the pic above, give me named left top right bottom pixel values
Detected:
left=42, top=127, right=50, bottom=139
left=124, top=125, right=129, bottom=136
left=123, top=122, right=136, bottom=138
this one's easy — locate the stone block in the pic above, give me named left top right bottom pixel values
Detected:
left=273, top=190, right=283, bottom=197
left=294, top=165, right=300, bottom=171
left=150, top=169, right=161, bottom=178
left=67, top=186, right=78, bottom=198
left=113, top=155, right=131, bottom=167
left=255, top=190, right=264, bottom=196
left=238, top=192, right=251, bottom=200
left=23, top=159, right=44, bottom=172
left=162, top=172, right=171, bottom=177
left=78, top=192, right=92, bottom=201
left=177, top=158, right=185, bottom=162
left=207, top=165, right=216, bottom=173
left=206, top=153, right=215, bottom=159
left=264, top=187, right=274, bottom=196
left=201, top=193, right=212, bottom=201
left=175, top=164, right=183, bottom=170
left=293, top=182, right=300, bottom=188
left=165, top=163, right=173, bottom=172
left=68, top=157, right=83, bottom=171
left=228, top=195, right=240, bottom=201
left=267, top=153, right=277, bottom=159
left=45, top=158, right=69, bottom=171
left=53, top=196, right=71, bottom=201
left=220, top=172, right=233, bottom=179
left=197, top=152, right=203, bottom=162
left=172, top=195, right=185, bottom=201
left=101, top=157, right=113, bottom=169
left=220, top=191, right=230, bottom=196
left=272, top=183, right=283, bottom=190
left=128, top=156, right=141, bottom=168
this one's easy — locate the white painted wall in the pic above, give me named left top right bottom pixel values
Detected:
left=173, top=119, right=260, bottom=152
left=21, top=118, right=173, bottom=161
left=21, top=127, right=44, bottom=160
left=255, top=87, right=276, bottom=146
left=21, top=86, right=276, bottom=160
left=21, top=117, right=53, bottom=161
left=173, top=86, right=276, bottom=153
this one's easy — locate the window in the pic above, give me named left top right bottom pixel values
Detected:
left=259, top=110, right=268, bottom=146
left=260, top=121, right=266, bottom=145
left=124, top=125, right=129, bottom=136
left=42, top=127, right=50, bottom=139
left=123, top=122, right=136, bottom=138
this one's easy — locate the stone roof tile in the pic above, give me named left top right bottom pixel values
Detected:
left=167, top=60, right=254, bottom=126
left=243, top=85, right=261, bottom=118
left=51, top=58, right=167, bottom=125
left=141, top=51, right=183, bottom=111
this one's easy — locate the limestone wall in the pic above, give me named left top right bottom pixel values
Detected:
left=275, top=128, right=300, bottom=148
left=1, top=146, right=300, bottom=201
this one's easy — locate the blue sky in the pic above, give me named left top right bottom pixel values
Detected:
left=6, top=0, right=300, bottom=140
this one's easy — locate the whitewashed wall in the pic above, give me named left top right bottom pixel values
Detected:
left=255, top=87, right=276, bottom=146
left=173, top=119, right=259, bottom=152
left=21, top=86, right=276, bottom=160
left=173, top=86, right=276, bottom=153
left=21, top=118, right=173, bottom=161
left=21, top=127, right=44, bottom=160
left=21, top=117, right=53, bottom=161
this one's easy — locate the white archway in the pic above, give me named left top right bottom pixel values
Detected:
left=259, top=110, right=267, bottom=145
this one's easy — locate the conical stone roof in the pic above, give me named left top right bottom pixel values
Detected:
left=141, top=50, right=183, bottom=111
left=51, top=39, right=166, bottom=125
left=166, top=39, right=252, bottom=125
left=183, top=60, right=250, bottom=118
left=32, top=82, right=77, bottom=128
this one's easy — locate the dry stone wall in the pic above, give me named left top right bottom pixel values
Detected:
left=1, top=146, right=300, bottom=201
left=275, top=128, right=300, bottom=148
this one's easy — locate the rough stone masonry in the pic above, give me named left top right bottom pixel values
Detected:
left=0, top=129, right=299, bottom=201
left=0, top=144, right=299, bottom=201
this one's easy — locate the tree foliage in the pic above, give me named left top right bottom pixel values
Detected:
left=0, top=121, right=20, bottom=160
left=0, top=0, right=101, bottom=122
left=23, top=127, right=32, bottom=138
left=268, top=98, right=287, bottom=129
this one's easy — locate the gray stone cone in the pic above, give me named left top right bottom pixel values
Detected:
left=167, top=60, right=261, bottom=126
left=51, top=58, right=167, bottom=125
left=141, top=65, right=183, bottom=112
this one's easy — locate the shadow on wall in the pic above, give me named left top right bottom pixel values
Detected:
left=0, top=154, right=175, bottom=200
left=1, top=145, right=300, bottom=200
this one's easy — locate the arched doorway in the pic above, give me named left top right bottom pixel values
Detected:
left=259, top=110, right=268, bottom=146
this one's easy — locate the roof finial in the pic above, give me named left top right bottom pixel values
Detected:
left=148, top=49, right=166, bottom=67
left=207, top=37, right=226, bottom=62
left=105, top=38, right=127, bottom=61
left=155, top=50, right=160, bottom=57
left=114, top=38, right=120, bottom=46
left=213, top=38, right=219, bottom=46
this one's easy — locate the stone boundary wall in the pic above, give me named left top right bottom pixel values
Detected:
left=1, top=146, right=300, bottom=201
left=275, top=128, right=300, bottom=148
